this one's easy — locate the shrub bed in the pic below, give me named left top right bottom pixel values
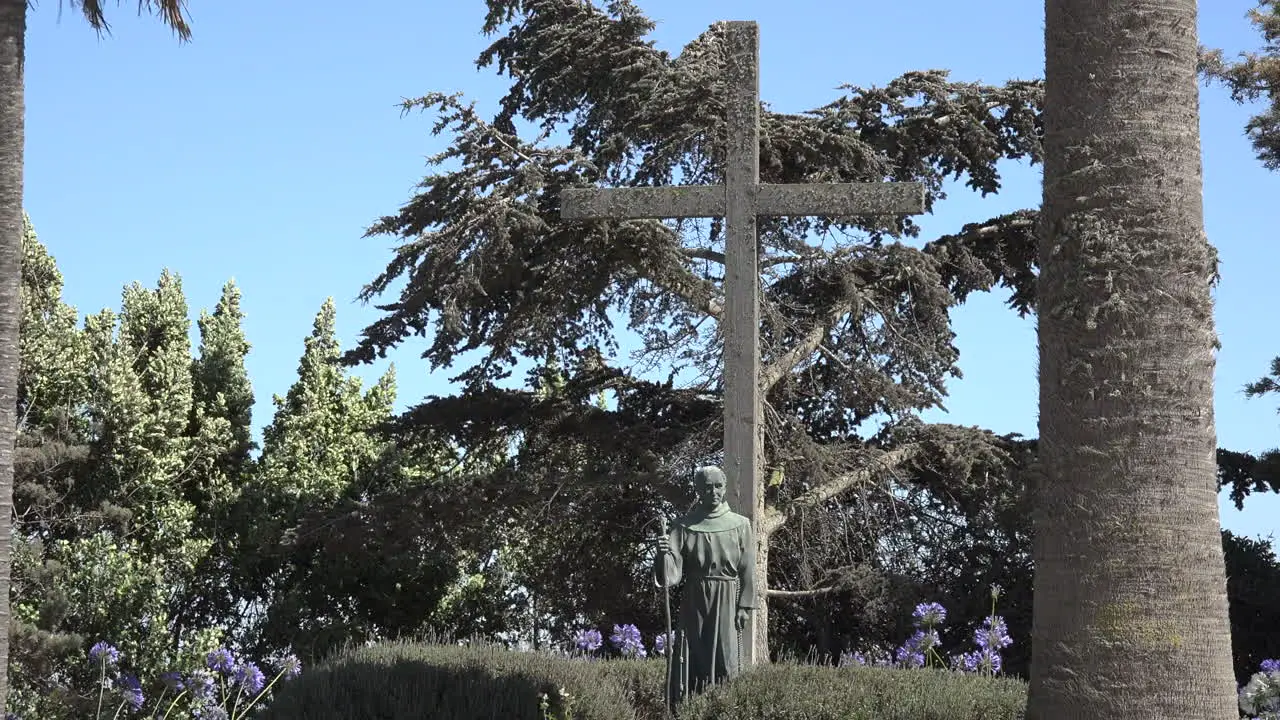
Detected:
left=259, top=641, right=643, bottom=720
left=260, top=640, right=1030, bottom=720
left=251, top=596, right=1280, bottom=719
left=680, top=662, right=1027, bottom=720
left=589, top=657, right=668, bottom=720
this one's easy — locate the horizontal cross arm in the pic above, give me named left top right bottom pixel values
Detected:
left=755, top=182, right=925, bottom=217
left=560, top=181, right=926, bottom=221
left=561, top=186, right=724, bottom=220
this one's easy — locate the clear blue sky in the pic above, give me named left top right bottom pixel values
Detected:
left=21, top=0, right=1279, bottom=541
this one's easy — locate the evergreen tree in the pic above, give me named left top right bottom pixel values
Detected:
left=17, top=215, right=89, bottom=435
left=1199, top=9, right=1280, bottom=508
left=92, top=271, right=199, bottom=556
left=190, top=281, right=254, bottom=485
left=347, top=0, right=1041, bottom=655
left=0, top=0, right=188, bottom=706
left=258, top=299, right=392, bottom=501
left=176, top=280, right=257, bottom=646
left=241, top=299, right=427, bottom=662
left=10, top=266, right=226, bottom=718
left=9, top=217, right=95, bottom=714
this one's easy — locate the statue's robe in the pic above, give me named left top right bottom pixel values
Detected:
left=654, top=503, right=756, bottom=703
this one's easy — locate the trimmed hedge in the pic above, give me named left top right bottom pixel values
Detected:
left=588, top=657, right=668, bottom=719
left=258, top=641, right=646, bottom=720
left=681, top=662, right=1028, bottom=720
left=261, top=641, right=1028, bottom=720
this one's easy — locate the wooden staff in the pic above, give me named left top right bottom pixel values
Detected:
left=659, top=514, right=674, bottom=717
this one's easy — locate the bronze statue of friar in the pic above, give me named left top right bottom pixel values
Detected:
left=654, top=465, right=756, bottom=704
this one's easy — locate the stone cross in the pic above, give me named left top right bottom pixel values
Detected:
left=559, top=20, right=925, bottom=665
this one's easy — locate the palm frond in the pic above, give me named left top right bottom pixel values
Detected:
left=63, top=0, right=192, bottom=42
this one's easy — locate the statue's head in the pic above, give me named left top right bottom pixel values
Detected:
left=694, top=466, right=727, bottom=510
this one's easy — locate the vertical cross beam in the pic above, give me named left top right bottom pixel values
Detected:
left=559, top=20, right=926, bottom=667
left=721, top=21, right=764, bottom=667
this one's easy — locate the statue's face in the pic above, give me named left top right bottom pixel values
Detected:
left=697, top=471, right=726, bottom=509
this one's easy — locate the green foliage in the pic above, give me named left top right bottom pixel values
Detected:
left=178, top=281, right=258, bottom=639
left=680, top=663, right=1027, bottom=720
left=11, top=217, right=96, bottom=713
left=236, top=299, right=398, bottom=658
left=1202, top=0, right=1280, bottom=169
left=1224, top=530, right=1280, bottom=686
left=234, top=299, right=471, bottom=664
left=1217, top=447, right=1280, bottom=511
left=430, top=545, right=534, bottom=642
left=17, top=214, right=90, bottom=435
left=765, top=433, right=1036, bottom=674
left=1210, top=355, right=1280, bottom=510
left=96, top=270, right=199, bottom=552
left=10, top=223, right=478, bottom=715
left=338, top=1, right=1277, bottom=670
left=782, top=435, right=1277, bottom=682
left=261, top=641, right=1026, bottom=720
left=588, top=658, right=667, bottom=720
left=257, top=298, right=394, bottom=502
left=190, top=280, right=255, bottom=491
left=259, top=641, right=646, bottom=720
left=10, top=220, right=235, bottom=718
left=1245, top=355, right=1280, bottom=399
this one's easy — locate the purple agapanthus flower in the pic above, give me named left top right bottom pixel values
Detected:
left=186, top=669, right=217, bottom=701
left=654, top=632, right=670, bottom=656
left=912, top=602, right=947, bottom=627
left=119, top=673, right=145, bottom=710
left=960, top=646, right=1004, bottom=674
left=917, top=629, right=941, bottom=651
left=193, top=706, right=229, bottom=720
left=610, top=623, right=647, bottom=658
left=89, top=641, right=120, bottom=667
left=160, top=671, right=185, bottom=691
left=895, top=629, right=938, bottom=669
left=975, top=615, right=1012, bottom=650
left=206, top=648, right=236, bottom=674
left=1260, top=658, right=1280, bottom=674
left=895, top=645, right=925, bottom=668
left=233, top=662, right=267, bottom=695
left=573, top=628, right=603, bottom=653
left=274, top=653, right=302, bottom=679
left=897, top=602, right=947, bottom=669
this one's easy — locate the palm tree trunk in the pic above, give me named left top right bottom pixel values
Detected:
left=1029, top=0, right=1237, bottom=718
left=0, top=0, right=20, bottom=711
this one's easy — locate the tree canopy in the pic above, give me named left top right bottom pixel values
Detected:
left=348, top=2, right=1044, bottom=622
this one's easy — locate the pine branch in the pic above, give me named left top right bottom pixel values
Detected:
left=762, top=443, right=926, bottom=536
left=767, top=586, right=843, bottom=599
left=923, top=210, right=1039, bottom=315
left=760, top=298, right=856, bottom=392
left=682, top=246, right=827, bottom=269
left=618, top=224, right=724, bottom=318
left=682, top=247, right=724, bottom=264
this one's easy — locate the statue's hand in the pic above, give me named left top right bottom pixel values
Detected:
left=735, top=607, right=751, bottom=631
left=655, top=535, right=672, bottom=555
